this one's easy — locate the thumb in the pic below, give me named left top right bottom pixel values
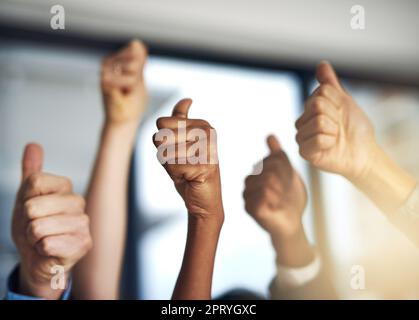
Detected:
left=172, top=98, right=192, bottom=119
left=267, top=135, right=281, bottom=154
left=316, top=61, right=344, bottom=91
left=21, top=143, right=43, bottom=182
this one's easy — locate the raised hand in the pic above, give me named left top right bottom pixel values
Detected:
left=12, top=143, right=92, bottom=299
left=72, top=40, right=148, bottom=300
left=243, top=136, right=313, bottom=267
left=153, top=98, right=224, bottom=299
left=295, top=62, right=376, bottom=181
left=101, top=40, right=148, bottom=126
left=243, top=135, right=307, bottom=239
left=153, top=98, right=224, bottom=222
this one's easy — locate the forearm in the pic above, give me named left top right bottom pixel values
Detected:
left=73, top=123, right=138, bottom=299
left=349, top=143, right=417, bottom=215
left=172, top=215, right=223, bottom=300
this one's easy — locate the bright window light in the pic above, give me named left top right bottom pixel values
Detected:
left=136, top=56, right=314, bottom=299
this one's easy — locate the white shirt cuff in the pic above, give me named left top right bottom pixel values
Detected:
left=275, top=251, right=322, bottom=288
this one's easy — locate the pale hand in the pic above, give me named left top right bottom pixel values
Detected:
left=295, top=62, right=376, bottom=180
left=12, top=144, right=92, bottom=298
left=101, top=40, right=148, bottom=125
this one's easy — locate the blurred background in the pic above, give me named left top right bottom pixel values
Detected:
left=0, top=0, right=418, bottom=299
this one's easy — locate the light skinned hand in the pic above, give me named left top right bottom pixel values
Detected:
left=12, top=143, right=92, bottom=299
left=295, top=62, right=376, bottom=181
left=101, top=40, right=148, bottom=126
left=295, top=61, right=419, bottom=246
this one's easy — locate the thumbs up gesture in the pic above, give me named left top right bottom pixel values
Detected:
left=153, top=99, right=224, bottom=222
left=101, top=40, right=148, bottom=126
left=295, top=62, right=376, bottom=180
left=243, top=135, right=307, bottom=240
left=11, top=144, right=92, bottom=299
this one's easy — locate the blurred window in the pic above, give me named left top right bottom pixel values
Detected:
left=136, top=56, right=314, bottom=298
left=0, top=42, right=104, bottom=296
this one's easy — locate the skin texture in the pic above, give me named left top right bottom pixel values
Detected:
left=296, top=61, right=417, bottom=215
left=243, top=135, right=314, bottom=267
left=72, top=40, right=148, bottom=299
left=12, top=143, right=92, bottom=300
left=153, top=99, right=224, bottom=299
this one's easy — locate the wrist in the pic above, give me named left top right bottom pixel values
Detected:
left=271, top=226, right=315, bottom=268
left=101, top=122, right=139, bottom=147
left=103, top=120, right=139, bottom=134
left=187, top=211, right=224, bottom=231
left=18, top=265, right=68, bottom=300
left=345, top=140, right=380, bottom=183
left=349, top=142, right=417, bottom=213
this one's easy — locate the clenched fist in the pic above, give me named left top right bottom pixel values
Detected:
left=295, top=62, right=376, bottom=180
left=101, top=40, right=148, bottom=126
left=243, top=135, right=307, bottom=240
left=154, top=99, right=224, bottom=299
left=12, top=144, right=92, bottom=299
left=153, top=99, right=224, bottom=222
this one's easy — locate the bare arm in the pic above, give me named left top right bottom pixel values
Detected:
left=172, top=215, right=223, bottom=299
left=73, top=40, right=148, bottom=299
